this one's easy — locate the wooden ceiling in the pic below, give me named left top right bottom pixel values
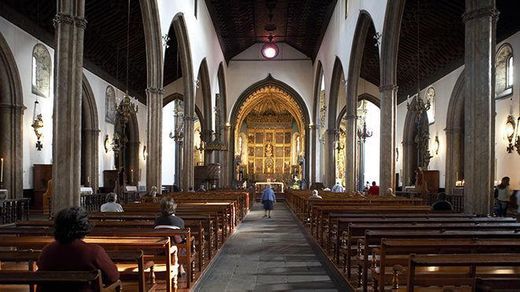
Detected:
left=204, top=0, right=337, bottom=61
left=0, top=0, right=147, bottom=102
left=395, top=0, right=520, bottom=103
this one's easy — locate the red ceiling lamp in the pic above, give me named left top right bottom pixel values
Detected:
left=261, top=34, right=279, bottom=59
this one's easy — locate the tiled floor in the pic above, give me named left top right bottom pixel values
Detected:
left=194, top=203, right=347, bottom=291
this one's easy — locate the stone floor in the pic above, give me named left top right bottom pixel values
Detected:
left=194, top=202, right=348, bottom=292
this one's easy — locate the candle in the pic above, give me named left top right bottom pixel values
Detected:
left=0, top=158, right=3, bottom=184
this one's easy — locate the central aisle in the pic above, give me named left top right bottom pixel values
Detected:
left=194, top=202, right=348, bottom=291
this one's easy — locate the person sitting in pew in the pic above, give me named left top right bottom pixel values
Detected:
left=368, top=181, right=380, bottom=195
left=308, top=190, right=323, bottom=200
left=495, top=176, right=513, bottom=217
left=100, top=193, right=124, bottom=212
left=141, top=185, right=159, bottom=203
left=37, top=207, right=119, bottom=292
left=155, top=196, right=185, bottom=231
left=432, top=192, right=454, bottom=211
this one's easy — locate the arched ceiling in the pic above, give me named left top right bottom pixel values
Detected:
left=0, top=0, right=147, bottom=102
left=235, top=85, right=305, bottom=139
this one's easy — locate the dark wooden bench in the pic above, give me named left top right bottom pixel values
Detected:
left=0, top=270, right=122, bottom=292
left=407, top=254, right=520, bottom=292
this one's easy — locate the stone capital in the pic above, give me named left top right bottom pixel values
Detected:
left=146, top=87, right=165, bottom=95
left=379, top=84, right=398, bottom=92
left=53, top=13, right=87, bottom=29
left=462, top=7, right=499, bottom=23
left=308, top=124, right=316, bottom=130
left=345, top=114, right=357, bottom=120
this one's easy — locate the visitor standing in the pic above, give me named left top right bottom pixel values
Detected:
left=261, top=185, right=276, bottom=218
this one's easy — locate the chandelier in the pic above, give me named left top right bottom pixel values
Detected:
left=169, top=99, right=184, bottom=142
left=357, top=120, right=373, bottom=143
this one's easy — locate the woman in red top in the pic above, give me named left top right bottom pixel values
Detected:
left=367, top=181, right=380, bottom=195
left=37, top=207, right=119, bottom=292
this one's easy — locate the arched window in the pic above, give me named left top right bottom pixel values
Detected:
left=31, top=44, right=51, bottom=98
left=506, top=55, right=514, bottom=89
left=496, top=43, right=513, bottom=99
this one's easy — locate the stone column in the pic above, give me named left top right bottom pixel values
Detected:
left=174, top=140, right=183, bottom=187
left=445, top=127, right=463, bottom=194
left=463, top=0, right=497, bottom=214
left=182, top=115, right=195, bottom=190
left=81, top=128, right=99, bottom=192
left=308, top=124, right=316, bottom=185
left=52, top=0, right=86, bottom=213
left=325, top=129, right=337, bottom=187
left=0, top=103, right=24, bottom=198
left=379, top=84, right=398, bottom=195
left=146, top=87, right=163, bottom=192
left=344, top=112, right=357, bottom=193
left=222, top=123, right=231, bottom=188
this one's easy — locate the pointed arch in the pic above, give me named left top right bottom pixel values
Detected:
left=311, top=61, right=324, bottom=184
left=81, top=74, right=100, bottom=191
left=230, top=75, right=311, bottom=184
left=445, top=70, right=465, bottom=193
left=172, top=12, right=195, bottom=189
left=196, top=58, right=212, bottom=142
left=328, top=57, right=345, bottom=129
left=0, top=31, right=24, bottom=198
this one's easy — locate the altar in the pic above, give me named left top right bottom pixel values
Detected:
left=255, top=182, right=284, bottom=193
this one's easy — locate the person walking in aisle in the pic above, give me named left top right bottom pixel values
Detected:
left=261, top=184, right=276, bottom=218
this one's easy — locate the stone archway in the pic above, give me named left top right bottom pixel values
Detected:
left=0, top=31, right=24, bottom=198
left=445, top=71, right=465, bottom=194
left=310, top=61, right=324, bottom=185
left=80, top=75, right=100, bottom=191
left=379, top=0, right=406, bottom=193
left=196, top=58, right=212, bottom=164
left=326, top=58, right=345, bottom=187
left=230, top=75, right=311, bottom=187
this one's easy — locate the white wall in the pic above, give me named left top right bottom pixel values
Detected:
left=0, top=16, right=148, bottom=189
left=396, top=32, right=520, bottom=190
left=226, top=43, right=314, bottom=120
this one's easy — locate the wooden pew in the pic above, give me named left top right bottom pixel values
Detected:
left=0, top=236, right=178, bottom=292
left=0, top=227, right=196, bottom=289
left=359, top=230, right=520, bottom=291
left=0, top=250, right=151, bottom=292
left=333, top=216, right=516, bottom=266
left=342, top=221, right=520, bottom=281
left=407, top=254, right=520, bottom=292
left=0, top=270, right=122, bottom=292
left=372, top=239, right=520, bottom=292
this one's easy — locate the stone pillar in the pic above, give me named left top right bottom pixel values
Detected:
left=52, top=0, right=86, bottom=213
left=325, top=129, right=337, bottom=187
left=344, top=112, right=357, bottom=193
left=81, top=128, right=99, bottom=192
left=463, top=0, right=497, bottom=214
left=0, top=103, right=23, bottom=198
left=174, top=140, right=183, bottom=187
left=379, top=84, right=398, bottom=195
left=222, top=123, right=231, bottom=188
left=445, top=127, right=463, bottom=194
left=182, top=115, right=195, bottom=190
left=146, top=87, right=163, bottom=192
left=308, top=124, right=316, bottom=185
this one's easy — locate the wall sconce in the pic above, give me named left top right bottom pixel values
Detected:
left=505, top=115, right=516, bottom=153
left=143, top=145, right=148, bottom=160
left=434, top=135, right=440, bottom=156
left=31, top=100, right=44, bottom=151
left=104, top=134, right=110, bottom=153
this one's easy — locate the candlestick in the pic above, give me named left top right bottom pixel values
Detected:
left=0, top=158, right=3, bottom=184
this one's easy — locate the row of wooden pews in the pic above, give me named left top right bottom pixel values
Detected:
left=285, top=189, right=520, bottom=291
left=0, top=190, right=249, bottom=292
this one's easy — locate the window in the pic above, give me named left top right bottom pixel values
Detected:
left=31, top=44, right=52, bottom=98
left=506, top=55, right=513, bottom=88
left=495, top=43, right=513, bottom=99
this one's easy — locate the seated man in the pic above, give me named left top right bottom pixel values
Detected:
left=367, top=181, right=380, bottom=195
left=100, top=193, right=124, bottom=212
left=432, top=192, right=454, bottom=211
left=37, top=207, right=119, bottom=292
left=308, top=190, right=323, bottom=200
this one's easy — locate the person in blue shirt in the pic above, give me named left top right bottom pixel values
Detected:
left=261, top=185, right=276, bottom=218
